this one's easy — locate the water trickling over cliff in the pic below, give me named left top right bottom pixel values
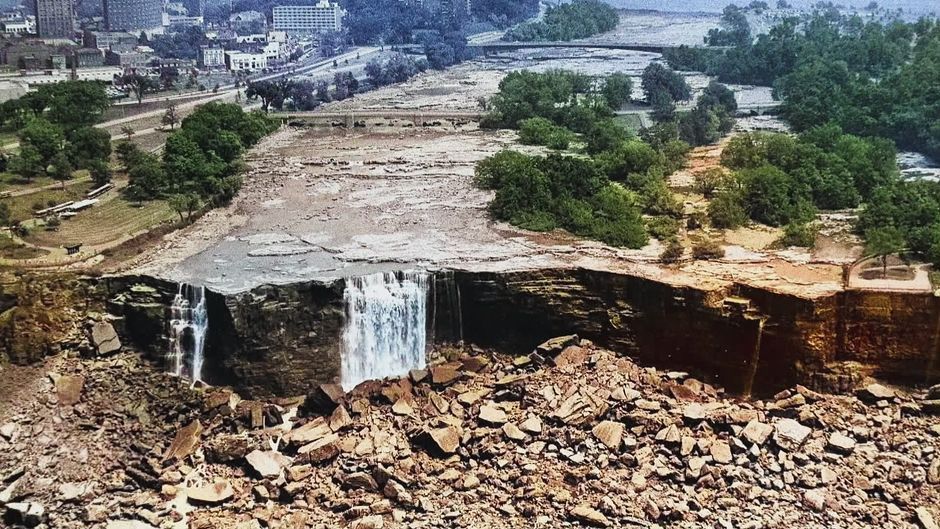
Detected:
left=341, top=271, right=430, bottom=390
left=168, top=283, right=208, bottom=382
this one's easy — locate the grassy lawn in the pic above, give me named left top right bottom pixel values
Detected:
left=0, top=173, right=56, bottom=193
left=0, top=236, right=47, bottom=260
left=26, top=193, right=175, bottom=248
left=1, top=182, right=94, bottom=221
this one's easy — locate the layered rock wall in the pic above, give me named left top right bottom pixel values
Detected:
left=4, top=269, right=938, bottom=399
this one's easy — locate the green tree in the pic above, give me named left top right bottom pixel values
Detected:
left=48, top=151, right=73, bottom=189
left=641, top=63, right=691, bottom=105
left=120, top=72, right=159, bottom=105
left=246, top=79, right=293, bottom=112
left=708, top=187, right=748, bottom=229
left=589, top=183, right=648, bottom=248
left=585, top=119, right=631, bottom=155
left=8, top=144, right=45, bottom=181
left=88, top=159, right=111, bottom=187
left=162, top=104, right=179, bottom=130
left=741, top=165, right=810, bottom=226
left=38, top=81, right=110, bottom=129
left=18, top=118, right=64, bottom=166
left=865, top=226, right=905, bottom=278
left=597, top=140, right=662, bottom=181
left=694, top=168, right=725, bottom=198
left=601, top=73, right=633, bottom=110
left=169, top=192, right=202, bottom=222
left=67, top=127, right=112, bottom=168
left=127, top=153, right=165, bottom=199
left=660, top=238, right=684, bottom=263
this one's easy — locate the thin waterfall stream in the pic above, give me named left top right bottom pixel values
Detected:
left=168, top=283, right=209, bottom=383
left=341, top=271, right=430, bottom=390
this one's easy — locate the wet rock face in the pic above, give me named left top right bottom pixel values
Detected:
left=454, top=269, right=940, bottom=396
left=10, top=267, right=939, bottom=400
left=454, top=268, right=773, bottom=394
left=205, top=280, right=346, bottom=398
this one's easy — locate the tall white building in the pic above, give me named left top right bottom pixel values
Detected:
left=273, top=0, right=345, bottom=34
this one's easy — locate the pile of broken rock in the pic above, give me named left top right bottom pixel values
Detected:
left=2, top=336, right=940, bottom=529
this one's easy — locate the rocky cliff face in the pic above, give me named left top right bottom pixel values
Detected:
left=5, top=269, right=938, bottom=399
left=0, top=274, right=97, bottom=365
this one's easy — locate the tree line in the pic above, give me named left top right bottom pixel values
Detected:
left=118, top=102, right=278, bottom=221
left=476, top=70, right=701, bottom=249
left=504, top=0, right=619, bottom=42
left=665, top=7, right=940, bottom=265
left=665, top=9, right=939, bottom=159
left=2, top=82, right=113, bottom=188
left=246, top=54, right=431, bottom=112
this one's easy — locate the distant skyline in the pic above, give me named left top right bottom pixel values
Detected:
left=612, top=0, right=937, bottom=16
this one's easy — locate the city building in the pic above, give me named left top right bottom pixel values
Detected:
left=1, top=19, right=33, bottom=35
left=103, top=0, right=162, bottom=33
left=197, top=45, right=223, bottom=68
left=105, top=48, right=152, bottom=67
left=235, top=33, right=266, bottom=44
left=72, top=47, right=105, bottom=67
left=33, top=0, right=74, bottom=39
left=0, top=39, right=72, bottom=68
left=84, top=30, right=138, bottom=50
left=224, top=50, right=266, bottom=72
left=166, top=15, right=204, bottom=28
left=0, top=66, right=121, bottom=85
left=272, top=1, right=345, bottom=34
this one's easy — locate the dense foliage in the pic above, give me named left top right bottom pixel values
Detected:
left=475, top=70, right=695, bottom=248
left=122, top=103, right=278, bottom=208
left=150, top=27, right=208, bottom=60
left=365, top=55, right=429, bottom=87
left=1, top=82, right=112, bottom=185
left=0, top=81, right=110, bottom=133
left=665, top=10, right=940, bottom=159
left=706, top=125, right=904, bottom=251
left=482, top=70, right=614, bottom=132
left=504, top=0, right=618, bottom=42
left=476, top=151, right=648, bottom=247
left=518, top=117, right=575, bottom=150
left=705, top=5, right=752, bottom=46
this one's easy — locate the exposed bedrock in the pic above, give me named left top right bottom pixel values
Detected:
left=6, top=268, right=938, bottom=399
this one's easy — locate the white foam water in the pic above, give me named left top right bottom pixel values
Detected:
left=341, top=271, right=430, bottom=391
left=168, top=283, right=209, bottom=383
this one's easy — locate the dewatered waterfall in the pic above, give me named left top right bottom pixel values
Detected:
left=341, top=271, right=430, bottom=390
left=168, top=283, right=209, bottom=383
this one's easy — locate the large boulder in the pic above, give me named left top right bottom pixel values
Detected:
left=186, top=481, right=234, bottom=505
left=55, top=375, right=85, bottom=406
left=89, top=321, right=122, bottom=355
left=162, top=420, right=202, bottom=463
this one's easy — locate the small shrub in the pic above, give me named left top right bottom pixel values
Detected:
left=660, top=238, right=684, bottom=263
left=779, top=222, right=817, bottom=248
left=44, top=216, right=60, bottom=231
left=693, top=168, right=725, bottom=198
left=692, top=239, right=725, bottom=260
left=687, top=211, right=707, bottom=230
left=646, top=215, right=680, bottom=240
left=708, top=189, right=748, bottom=229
